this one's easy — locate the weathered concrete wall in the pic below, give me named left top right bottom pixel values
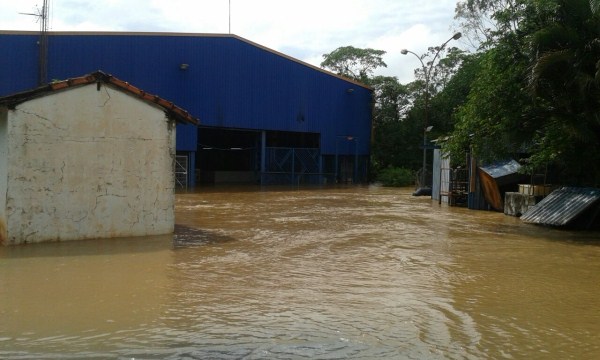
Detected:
left=0, top=108, right=8, bottom=243
left=504, top=192, right=537, bottom=217
left=3, top=84, right=176, bottom=244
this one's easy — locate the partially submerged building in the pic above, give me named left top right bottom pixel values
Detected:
left=432, top=153, right=600, bottom=229
left=433, top=155, right=528, bottom=211
left=478, top=160, right=524, bottom=211
left=0, top=31, right=373, bottom=187
left=0, top=71, right=198, bottom=245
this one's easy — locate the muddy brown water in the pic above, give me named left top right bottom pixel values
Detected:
left=1, top=185, right=600, bottom=359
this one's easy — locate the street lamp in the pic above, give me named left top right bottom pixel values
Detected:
left=401, top=32, right=461, bottom=196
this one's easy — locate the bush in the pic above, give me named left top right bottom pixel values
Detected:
left=376, top=167, right=415, bottom=187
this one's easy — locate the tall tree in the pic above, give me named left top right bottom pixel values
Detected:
left=320, top=47, right=420, bottom=175
left=527, top=0, right=600, bottom=184
left=454, top=0, right=529, bottom=49
left=320, top=46, right=387, bottom=83
left=370, top=75, right=411, bottom=125
left=369, top=76, right=421, bottom=172
left=429, top=52, right=482, bottom=136
left=445, top=0, right=539, bottom=163
left=402, top=44, right=469, bottom=161
left=448, top=0, right=600, bottom=185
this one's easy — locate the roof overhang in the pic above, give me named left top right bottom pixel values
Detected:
left=0, top=70, right=199, bottom=125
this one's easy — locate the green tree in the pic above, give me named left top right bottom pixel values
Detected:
left=319, top=47, right=419, bottom=177
left=454, top=0, right=530, bottom=49
left=409, top=47, right=471, bottom=140
left=527, top=0, right=600, bottom=184
left=428, top=52, right=482, bottom=141
left=320, top=46, right=387, bottom=83
left=368, top=76, right=422, bottom=175
left=399, top=43, right=468, bottom=175
left=369, top=46, right=465, bottom=174
left=448, top=0, right=600, bottom=186
left=446, top=0, right=539, bottom=158
left=445, top=45, right=534, bottom=162
left=370, top=75, right=411, bottom=125
left=371, top=114, right=423, bottom=173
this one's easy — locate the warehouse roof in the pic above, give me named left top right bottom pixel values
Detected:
left=0, top=70, right=199, bottom=125
left=0, top=30, right=372, bottom=91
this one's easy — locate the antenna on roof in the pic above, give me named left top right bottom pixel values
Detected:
left=20, top=0, right=49, bottom=85
left=228, top=0, right=231, bottom=34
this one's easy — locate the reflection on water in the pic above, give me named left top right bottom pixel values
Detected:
left=1, top=185, right=600, bottom=359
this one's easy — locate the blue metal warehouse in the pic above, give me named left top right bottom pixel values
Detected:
left=0, top=31, right=373, bottom=187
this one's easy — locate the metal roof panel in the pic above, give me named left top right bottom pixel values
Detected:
left=479, top=159, right=521, bottom=179
left=521, top=187, right=600, bottom=226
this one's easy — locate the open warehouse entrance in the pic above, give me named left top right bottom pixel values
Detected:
left=196, top=127, right=322, bottom=185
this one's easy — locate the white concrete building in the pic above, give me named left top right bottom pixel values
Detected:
left=0, top=71, right=198, bottom=245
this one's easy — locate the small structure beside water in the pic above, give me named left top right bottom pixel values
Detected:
left=431, top=153, right=600, bottom=230
left=478, top=160, right=524, bottom=211
left=504, top=184, right=554, bottom=217
left=0, top=71, right=198, bottom=245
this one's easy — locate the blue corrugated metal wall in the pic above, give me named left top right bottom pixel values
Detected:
left=0, top=32, right=372, bottom=156
left=0, top=33, right=40, bottom=93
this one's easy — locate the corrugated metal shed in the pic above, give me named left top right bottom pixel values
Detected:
left=478, top=159, right=523, bottom=211
left=521, top=187, right=600, bottom=228
left=479, top=160, right=521, bottom=183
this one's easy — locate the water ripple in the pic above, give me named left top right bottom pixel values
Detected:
left=2, top=186, right=600, bottom=359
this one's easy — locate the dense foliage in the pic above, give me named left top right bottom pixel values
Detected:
left=321, top=0, right=600, bottom=186
left=375, top=167, right=415, bottom=187
left=446, top=0, right=600, bottom=185
left=320, top=46, right=387, bottom=83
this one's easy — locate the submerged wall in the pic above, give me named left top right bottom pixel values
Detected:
left=504, top=192, right=537, bottom=217
left=3, top=84, right=177, bottom=244
left=0, top=108, right=8, bottom=242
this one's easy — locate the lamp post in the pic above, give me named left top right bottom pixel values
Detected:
left=402, top=32, right=461, bottom=196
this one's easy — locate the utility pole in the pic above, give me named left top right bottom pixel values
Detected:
left=20, top=0, right=49, bottom=85
left=401, top=32, right=462, bottom=196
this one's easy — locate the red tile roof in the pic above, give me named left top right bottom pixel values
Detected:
left=0, top=70, right=199, bottom=125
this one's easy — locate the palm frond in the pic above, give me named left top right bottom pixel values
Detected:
left=591, top=0, right=600, bottom=15
left=529, top=49, right=571, bottom=91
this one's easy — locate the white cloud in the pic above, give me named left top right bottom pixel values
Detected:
left=370, top=24, right=434, bottom=81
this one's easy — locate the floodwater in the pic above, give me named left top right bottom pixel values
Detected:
left=1, top=185, right=600, bottom=359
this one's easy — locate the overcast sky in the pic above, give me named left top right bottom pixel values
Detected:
left=1, top=0, right=465, bottom=83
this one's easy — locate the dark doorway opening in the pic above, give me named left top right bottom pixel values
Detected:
left=196, top=127, right=321, bottom=185
left=266, top=130, right=320, bottom=148
left=197, top=127, right=259, bottom=184
left=197, top=127, right=258, bottom=171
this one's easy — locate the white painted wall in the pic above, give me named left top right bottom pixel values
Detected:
left=432, top=149, right=450, bottom=204
left=2, top=83, right=177, bottom=244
